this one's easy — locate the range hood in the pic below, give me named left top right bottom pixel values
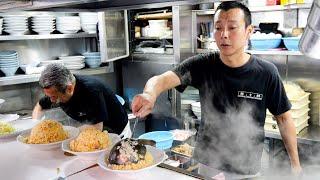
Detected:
left=0, top=0, right=210, bottom=11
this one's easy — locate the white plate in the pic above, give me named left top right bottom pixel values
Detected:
left=65, top=64, right=85, bottom=70
left=59, top=56, right=85, bottom=60
left=17, top=126, right=79, bottom=151
left=97, top=145, right=167, bottom=173
left=0, top=119, right=38, bottom=139
left=0, top=114, right=20, bottom=123
left=58, top=29, right=79, bottom=34
left=62, top=133, right=121, bottom=160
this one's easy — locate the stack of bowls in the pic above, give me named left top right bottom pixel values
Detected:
left=0, top=18, right=3, bottom=35
left=32, top=15, right=55, bottom=35
left=79, top=13, right=98, bottom=33
left=56, top=16, right=81, bottom=34
left=83, top=52, right=101, bottom=68
left=2, top=15, right=28, bottom=35
left=0, top=50, right=19, bottom=76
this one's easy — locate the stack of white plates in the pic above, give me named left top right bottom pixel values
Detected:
left=0, top=18, right=3, bottom=35
left=59, top=56, right=85, bottom=70
left=191, top=102, right=201, bottom=119
left=79, top=12, right=98, bottom=33
left=39, top=60, right=63, bottom=67
left=2, top=15, right=28, bottom=35
left=56, top=16, right=81, bottom=34
left=0, top=50, right=19, bottom=76
left=32, top=15, right=55, bottom=35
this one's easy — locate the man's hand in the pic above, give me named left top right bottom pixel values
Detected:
left=291, top=164, right=302, bottom=176
left=131, top=93, right=156, bottom=118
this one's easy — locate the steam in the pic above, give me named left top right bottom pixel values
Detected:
left=193, top=84, right=320, bottom=179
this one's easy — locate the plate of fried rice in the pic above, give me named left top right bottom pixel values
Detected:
left=0, top=119, right=38, bottom=139
left=16, top=119, right=79, bottom=150
left=97, top=145, right=167, bottom=173
left=62, top=128, right=121, bottom=160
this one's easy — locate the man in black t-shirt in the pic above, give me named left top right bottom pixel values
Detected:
left=131, top=1, right=301, bottom=176
left=32, top=63, right=128, bottom=134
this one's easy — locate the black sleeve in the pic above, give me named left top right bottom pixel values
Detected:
left=38, top=96, right=53, bottom=110
left=172, top=53, right=212, bottom=92
left=88, top=91, right=128, bottom=134
left=266, top=65, right=291, bottom=116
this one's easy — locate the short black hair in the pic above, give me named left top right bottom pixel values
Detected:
left=215, top=1, right=252, bottom=27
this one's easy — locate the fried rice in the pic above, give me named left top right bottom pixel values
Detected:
left=70, top=128, right=110, bottom=152
left=27, top=119, right=68, bottom=144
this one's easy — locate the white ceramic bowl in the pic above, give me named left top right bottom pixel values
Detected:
left=97, top=145, right=167, bottom=173
left=17, top=126, right=79, bottom=151
left=62, top=133, right=121, bottom=160
left=0, top=119, right=38, bottom=139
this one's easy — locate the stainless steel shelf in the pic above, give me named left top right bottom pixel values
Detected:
left=196, top=48, right=303, bottom=56
left=0, top=32, right=96, bottom=41
left=249, top=3, right=312, bottom=12
left=246, top=50, right=303, bottom=56
left=192, top=9, right=215, bottom=15
left=192, top=4, right=312, bottom=15
left=136, top=36, right=173, bottom=40
left=0, top=67, right=111, bottom=86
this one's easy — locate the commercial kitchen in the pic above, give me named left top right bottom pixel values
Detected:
left=0, top=0, right=320, bottom=179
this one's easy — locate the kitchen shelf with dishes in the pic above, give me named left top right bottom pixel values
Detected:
left=0, top=66, right=110, bottom=86
left=249, top=3, right=312, bottom=12
left=0, top=32, right=96, bottom=41
left=196, top=48, right=303, bottom=56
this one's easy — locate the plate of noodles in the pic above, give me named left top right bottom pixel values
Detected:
left=0, top=119, right=38, bottom=139
left=16, top=119, right=79, bottom=150
left=62, top=128, right=121, bottom=160
left=97, top=143, right=167, bottom=173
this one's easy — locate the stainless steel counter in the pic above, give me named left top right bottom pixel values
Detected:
left=265, top=125, right=320, bottom=145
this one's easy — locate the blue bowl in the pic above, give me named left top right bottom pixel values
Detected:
left=282, top=37, right=300, bottom=51
left=0, top=50, right=17, bottom=57
left=250, top=38, right=281, bottom=50
left=139, top=131, right=173, bottom=150
left=83, top=52, right=100, bottom=57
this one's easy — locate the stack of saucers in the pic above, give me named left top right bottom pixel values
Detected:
left=0, top=50, right=19, bottom=76
left=2, top=15, right=28, bottom=35
left=0, top=18, right=3, bottom=35
left=83, top=52, right=101, bottom=68
left=59, top=56, right=85, bottom=70
left=32, top=15, right=55, bottom=35
left=79, top=12, right=98, bottom=33
left=56, top=16, right=81, bottom=34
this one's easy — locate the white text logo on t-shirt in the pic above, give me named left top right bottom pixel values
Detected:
left=238, top=91, right=263, bottom=100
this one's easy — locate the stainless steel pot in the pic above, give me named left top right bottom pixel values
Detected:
left=299, top=0, right=320, bottom=59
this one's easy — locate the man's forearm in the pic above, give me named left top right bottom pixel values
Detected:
left=32, top=102, right=43, bottom=120
left=143, top=71, right=181, bottom=99
left=276, top=113, right=300, bottom=168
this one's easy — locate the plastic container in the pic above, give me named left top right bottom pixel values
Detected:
left=139, top=131, right=173, bottom=150
left=250, top=38, right=282, bottom=50
left=282, top=37, right=300, bottom=51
